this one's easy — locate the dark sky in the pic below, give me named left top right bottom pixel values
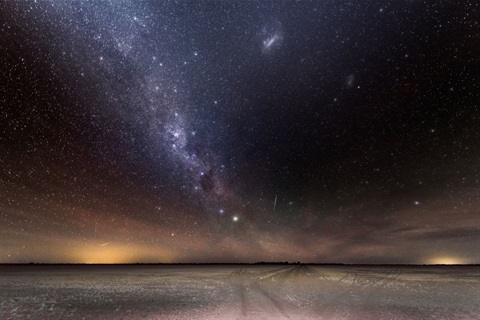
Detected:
left=1, top=1, right=479, bottom=264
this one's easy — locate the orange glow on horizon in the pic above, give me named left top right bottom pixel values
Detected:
left=72, top=243, right=175, bottom=264
left=426, top=256, right=466, bottom=265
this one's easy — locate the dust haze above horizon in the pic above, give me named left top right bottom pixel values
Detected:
left=1, top=1, right=479, bottom=264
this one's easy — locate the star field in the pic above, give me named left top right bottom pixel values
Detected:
left=1, top=1, right=479, bottom=264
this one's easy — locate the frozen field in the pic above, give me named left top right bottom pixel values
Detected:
left=1, top=265, right=479, bottom=319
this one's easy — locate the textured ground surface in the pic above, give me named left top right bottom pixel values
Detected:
left=1, top=265, right=479, bottom=319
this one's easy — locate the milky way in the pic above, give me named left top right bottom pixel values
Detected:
left=1, top=1, right=479, bottom=264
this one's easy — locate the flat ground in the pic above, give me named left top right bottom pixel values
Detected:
left=1, top=265, right=479, bottom=319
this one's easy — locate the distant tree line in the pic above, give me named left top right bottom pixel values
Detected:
left=255, top=261, right=301, bottom=264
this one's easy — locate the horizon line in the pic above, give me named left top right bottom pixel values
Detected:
left=1, top=262, right=479, bottom=266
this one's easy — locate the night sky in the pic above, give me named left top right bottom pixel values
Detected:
left=1, top=1, right=479, bottom=264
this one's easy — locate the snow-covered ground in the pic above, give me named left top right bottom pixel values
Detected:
left=1, top=265, right=479, bottom=319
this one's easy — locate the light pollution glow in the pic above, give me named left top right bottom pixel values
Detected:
left=426, top=256, right=467, bottom=265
